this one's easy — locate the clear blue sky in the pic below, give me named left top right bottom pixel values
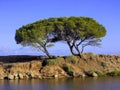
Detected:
left=0, top=0, right=120, bottom=55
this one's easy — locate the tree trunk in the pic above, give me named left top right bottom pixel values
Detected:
left=67, top=41, right=77, bottom=55
left=67, top=41, right=82, bottom=58
left=67, top=43, right=82, bottom=58
left=43, top=46, right=52, bottom=59
left=70, top=46, right=78, bottom=56
left=73, top=40, right=82, bottom=58
left=75, top=45, right=82, bottom=58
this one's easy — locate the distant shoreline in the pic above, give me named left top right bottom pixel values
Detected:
left=0, top=55, right=50, bottom=63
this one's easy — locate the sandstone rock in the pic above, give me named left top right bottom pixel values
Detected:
left=0, top=77, right=4, bottom=80
left=30, top=61, right=42, bottom=70
left=81, top=74, right=86, bottom=77
left=30, top=73, right=39, bottom=79
left=0, top=75, right=4, bottom=80
left=54, top=74, right=58, bottom=78
left=8, top=74, right=14, bottom=80
left=41, top=66, right=67, bottom=76
left=15, top=76, right=19, bottom=79
left=18, top=73, right=24, bottom=79
left=30, top=73, right=35, bottom=78
left=92, top=72, right=98, bottom=77
left=0, top=66, right=5, bottom=75
left=38, top=75, right=42, bottom=79
left=25, top=74, right=30, bottom=79
left=86, top=71, right=98, bottom=77
left=14, top=73, right=18, bottom=77
left=72, top=72, right=81, bottom=77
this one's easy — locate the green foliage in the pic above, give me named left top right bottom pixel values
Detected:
left=55, top=57, right=65, bottom=65
left=107, top=70, right=120, bottom=76
left=46, top=44, right=54, bottom=47
left=51, top=16, right=106, bottom=56
left=94, top=70, right=105, bottom=76
left=65, top=56, right=78, bottom=64
left=46, top=59, right=57, bottom=65
left=15, top=19, right=55, bottom=58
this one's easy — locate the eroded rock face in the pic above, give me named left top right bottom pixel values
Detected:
left=40, top=66, right=67, bottom=78
left=10, top=61, right=42, bottom=74
left=0, top=66, right=5, bottom=74
left=0, top=54, right=120, bottom=80
left=72, top=72, right=83, bottom=77
left=0, top=75, right=4, bottom=80
left=0, top=66, right=5, bottom=79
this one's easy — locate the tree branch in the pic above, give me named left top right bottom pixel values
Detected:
left=77, top=38, right=86, bottom=47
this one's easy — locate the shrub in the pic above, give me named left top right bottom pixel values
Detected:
left=46, top=59, right=57, bottom=65
left=65, top=56, right=78, bottom=64
left=55, top=57, right=65, bottom=65
left=62, top=65, right=73, bottom=75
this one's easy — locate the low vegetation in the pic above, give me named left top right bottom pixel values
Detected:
left=107, top=70, right=120, bottom=76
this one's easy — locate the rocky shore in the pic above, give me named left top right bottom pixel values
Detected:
left=0, top=53, right=120, bottom=80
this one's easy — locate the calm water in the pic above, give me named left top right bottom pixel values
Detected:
left=0, top=77, right=120, bottom=90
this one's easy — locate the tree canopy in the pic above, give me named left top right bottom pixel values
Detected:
left=51, top=17, right=106, bottom=57
left=15, top=16, right=106, bottom=58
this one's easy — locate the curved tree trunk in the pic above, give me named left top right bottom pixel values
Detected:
left=67, top=41, right=82, bottom=58
left=74, top=45, right=82, bottom=58
left=73, top=40, right=82, bottom=58
left=43, top=46, right=52, bottom=59
left=38, top=43, right=52, bottom=59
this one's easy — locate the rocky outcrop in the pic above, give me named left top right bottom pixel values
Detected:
left=40, top=66, right=68, bottom=78
left=0, top=54, right=120, bottom=80
left=85, top=71, right=98, bottom=77
left=92, top=72, right=98, bottom=77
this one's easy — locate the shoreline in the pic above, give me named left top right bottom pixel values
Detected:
left=0, top=53, right=120, bottom=80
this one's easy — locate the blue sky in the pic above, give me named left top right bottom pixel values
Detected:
left=0, top=0, right=120, bottom=56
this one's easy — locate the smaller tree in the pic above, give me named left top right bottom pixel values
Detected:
left=52, top=17, right=106, bottom=58
left=15, top=23, right=54, bottom=58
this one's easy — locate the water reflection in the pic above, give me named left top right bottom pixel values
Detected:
left=0, top=77, right=120, bottom=90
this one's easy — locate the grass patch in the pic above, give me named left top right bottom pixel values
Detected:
left=46, top=57, right=65, bottom=65
left=46, top=59, right=57, bottom=65
left=107, top=70, right=120, bottom=76
left=94, top=70, right=105, bottom=76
